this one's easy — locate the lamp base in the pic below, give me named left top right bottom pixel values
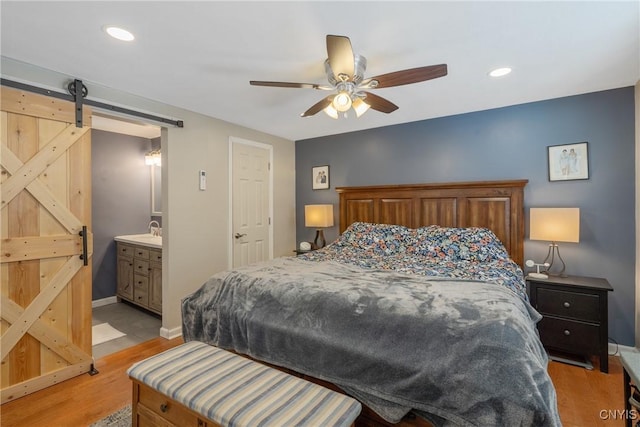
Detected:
left=528, top=272, right=549, bottom=279
left=313, top=229, right=326, bottom=249
left=541, top=243, right=568, bottom=277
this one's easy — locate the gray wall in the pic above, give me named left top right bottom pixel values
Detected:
left=92, top=129, right=154, bottom=300
left=295, top=87, right=636, bottom=346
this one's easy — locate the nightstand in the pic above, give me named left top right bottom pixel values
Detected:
left=293, top=249, right=313, bottom=256
left=526, top=274, right=613, bottom=373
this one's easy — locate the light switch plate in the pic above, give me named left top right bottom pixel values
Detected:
left=199, top=170, right=206, bottom=190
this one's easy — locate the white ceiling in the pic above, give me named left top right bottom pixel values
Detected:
left=1, top=1, right=638, bottom=142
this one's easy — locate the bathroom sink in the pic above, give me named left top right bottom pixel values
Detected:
left=132, top=233, right=161, bottom=240
left=114, top=233, right=162, bottom=248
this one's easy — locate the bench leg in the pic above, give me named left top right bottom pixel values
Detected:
left=132, top=382, right=140, bottom=427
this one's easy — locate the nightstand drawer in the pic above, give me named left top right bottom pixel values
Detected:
left=536, top=288, right=600, bottom=322
left=538, top=316, right=599, bottom=354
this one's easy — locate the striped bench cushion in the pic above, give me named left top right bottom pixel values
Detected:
left=127, top=341, right=362, bottom=427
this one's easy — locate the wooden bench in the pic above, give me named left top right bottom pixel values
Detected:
left=127, top=341, right=362, bottom=427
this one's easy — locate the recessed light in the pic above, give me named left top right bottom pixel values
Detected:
left=489, top=67, right=512, bottom=78
left=104, top=26, right=135, bottom=42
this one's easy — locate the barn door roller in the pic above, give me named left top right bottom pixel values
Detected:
left=68, top=79, right=87, bottom=128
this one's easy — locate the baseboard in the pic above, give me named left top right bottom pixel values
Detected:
left=160, top=326, right=183, bottom=340
left=92, top=296, right=118, bottom=308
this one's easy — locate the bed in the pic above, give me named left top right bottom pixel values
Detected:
left=181, top=180, right=561, bottom=427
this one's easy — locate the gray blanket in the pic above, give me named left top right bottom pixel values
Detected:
left=182, top=257, right=560, bottom=426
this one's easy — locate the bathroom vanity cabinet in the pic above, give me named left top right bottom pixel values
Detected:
left=115, top=235, right=162, bottom=315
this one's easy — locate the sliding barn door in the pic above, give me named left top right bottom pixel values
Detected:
left=0, top=86, right=93, bottom=403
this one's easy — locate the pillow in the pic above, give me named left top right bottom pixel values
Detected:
left=336, top=222, right=410, bottom=255
left=408, top=226, right=509, bottom=262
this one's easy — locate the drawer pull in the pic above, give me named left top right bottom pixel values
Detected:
left=160, top=403, right=168, bottom=413
left=563, top=302, right=571, bottom=308
left=563, top=330, right=571, bottom=336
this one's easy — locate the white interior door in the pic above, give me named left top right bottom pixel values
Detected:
left=230, top=138, right=272, bottom=268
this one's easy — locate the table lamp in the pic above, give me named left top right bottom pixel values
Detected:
left=305, top=204, right=334, bottom=249
left=529, top=207, right=580, bottom=277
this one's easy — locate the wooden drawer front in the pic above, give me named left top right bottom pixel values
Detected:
left=134, top=259, right=150, bottom=275
left=136, top=404, right=178, bottom=427
left=538, top=317, right=599, bottom=354
left=536, top=288, right=600, bottom=322
left=134, top=247, right=150, bottom=260
left=118, top=243, right=135, bottom=257
left=134, top=274, right=149, bottom=306
left=137, top=383, right=200, bottom=426
left=150, top=249, right=162, bottom=263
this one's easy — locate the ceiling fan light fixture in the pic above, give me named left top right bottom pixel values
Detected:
left=323, top=104, right=339, bottom=119
left=251, top=35, right=448, bottom=119
left=352, top=98, right=370, bottom=117
left=332, top=91, right=352, bottom=112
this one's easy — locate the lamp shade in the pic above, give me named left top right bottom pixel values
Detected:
left=305, top=204, right=334, bottom=228
left=530, top=208, right=580, bottom=243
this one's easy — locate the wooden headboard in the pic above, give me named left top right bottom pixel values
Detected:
left=336, top=180, right=528, bottom=267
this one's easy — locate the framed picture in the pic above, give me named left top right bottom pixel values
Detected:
left=548, top=142, right=589, bottom=181
left=312, top=165, right=330, bottom=190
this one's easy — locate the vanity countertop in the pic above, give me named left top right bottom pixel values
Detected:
left=114, top=234, right=162, bottom=249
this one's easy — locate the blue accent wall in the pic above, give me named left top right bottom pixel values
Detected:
left=295, top=87, right=636, bottom=346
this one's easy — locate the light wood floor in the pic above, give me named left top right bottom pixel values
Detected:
left=0, top=338, right=628, bottom=427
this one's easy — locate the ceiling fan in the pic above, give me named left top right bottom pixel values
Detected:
left=250, top=35, right=448, bottom=119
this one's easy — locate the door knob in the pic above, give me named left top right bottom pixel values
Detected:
left=235, top=233, right=246, bottom=239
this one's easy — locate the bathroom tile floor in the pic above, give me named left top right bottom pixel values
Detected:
left=92, top=302, right=161, bottom=360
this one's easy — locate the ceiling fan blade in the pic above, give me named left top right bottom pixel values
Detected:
left=366, top=64, right=448, bottom=88
left=362, top=92, right=398, bottom=113
left=301, top=96, right=334, bottom=117
left=250, top=81, right=326, bottom=89
left=326, top=35, right=355, bottom=80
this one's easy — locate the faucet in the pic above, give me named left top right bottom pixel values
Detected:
left=148, top=220, right=161, bottom=236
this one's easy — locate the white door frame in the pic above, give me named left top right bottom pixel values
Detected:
left=228, top=136, right=274, bottom=270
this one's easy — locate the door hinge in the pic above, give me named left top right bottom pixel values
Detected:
left=268, top=162, right=271, bottom=171
left=269, top=217, right=271, bottom=225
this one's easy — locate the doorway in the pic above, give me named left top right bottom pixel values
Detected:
left=91, top=114, right=163, bottom=358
